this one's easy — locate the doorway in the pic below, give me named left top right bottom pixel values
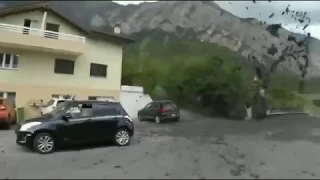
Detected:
left=23, top=19, right=40, bottom=35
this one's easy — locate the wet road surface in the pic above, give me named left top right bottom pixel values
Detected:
left=0, top=111, right=320, bottom=179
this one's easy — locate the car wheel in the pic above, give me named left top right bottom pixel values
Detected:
left=174, top=117, right=180, bottom=122
left=155, top=116, right=161, bottom=124
left=114, top=129, right=131, bottom=146
left=3, top=122, right=10, bottom=130
left=33, top=132, right=55, bottom=154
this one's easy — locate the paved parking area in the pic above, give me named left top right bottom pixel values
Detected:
left=1, top=111, right=320, bottom=179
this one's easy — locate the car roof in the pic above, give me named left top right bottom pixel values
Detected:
left=71, top=100, right=119, bottom=104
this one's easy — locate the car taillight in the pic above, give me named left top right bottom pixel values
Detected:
left=0, top=105, right=6, bottom=110
left=159, top=108, right=167, bottom=113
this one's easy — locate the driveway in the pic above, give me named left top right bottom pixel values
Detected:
left=0, top=111, right=320, bottom=179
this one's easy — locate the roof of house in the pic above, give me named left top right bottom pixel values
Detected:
left=0, top=2, right=135, bottom=44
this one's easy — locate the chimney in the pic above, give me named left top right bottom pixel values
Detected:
left=114, top=23, right=121, bottom=34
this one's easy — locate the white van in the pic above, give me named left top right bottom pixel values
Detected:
left=40, top=95, right=75, bottom=115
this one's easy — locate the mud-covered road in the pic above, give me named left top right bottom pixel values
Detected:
left=0, top=111, right=320, bottom=179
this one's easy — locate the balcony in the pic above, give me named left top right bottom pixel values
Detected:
left=0, top=23, right=86, bottom=56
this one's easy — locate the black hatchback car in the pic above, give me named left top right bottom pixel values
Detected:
left=16, top=100, right=134, bottom=154
left=137, top=100, right=180, bottom=123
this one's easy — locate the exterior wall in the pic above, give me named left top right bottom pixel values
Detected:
left=120, top=86, right=153, bottom=119
left=0, top=82, right=120, bottom=118
left=0, top=10, right=124, bottom=119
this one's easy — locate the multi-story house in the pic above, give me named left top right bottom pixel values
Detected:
left=0, top=2, right=134, bottom=118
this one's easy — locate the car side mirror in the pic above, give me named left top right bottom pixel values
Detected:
left=62, top=114, right=70, bottom=122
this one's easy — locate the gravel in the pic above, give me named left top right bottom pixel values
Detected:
left=0, top=110, right=319, bottom=179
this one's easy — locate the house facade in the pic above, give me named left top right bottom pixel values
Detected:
left=0, top=3, right=134, bottom=118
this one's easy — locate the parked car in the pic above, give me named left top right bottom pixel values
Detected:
left=137, top=100, right=180, bottom=123
left=16, top=100, right=134, bottom=154
left=40, top=95, right=75, bottom=115
left=0, top=98, right=16, bottom=129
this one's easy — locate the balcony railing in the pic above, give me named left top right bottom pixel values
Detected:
left=0, top=23, right=86, bottom=44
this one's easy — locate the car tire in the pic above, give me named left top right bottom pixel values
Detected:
left=114, top=128, right=131, bottom=146
left=155, top=116, right=161, bottom=124
left=174, top=117, right=180, bottom=122
left=33, top=132, right=55, bottom=154
left=3, top=122, right=10, bottom=130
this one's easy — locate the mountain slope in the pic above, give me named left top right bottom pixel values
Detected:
left=1, top=1, right=320, bottom=77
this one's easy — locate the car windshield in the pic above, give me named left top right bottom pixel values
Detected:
left=42, top=99, right=55, bottom=107
left=50, top=101, right=71, bottom=116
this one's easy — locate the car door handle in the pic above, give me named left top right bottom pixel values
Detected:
left=86, top=119, right=92, bottom=122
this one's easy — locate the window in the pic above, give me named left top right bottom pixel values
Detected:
left=54, top=59, right=74, bottom=74
left=23, top=19, right=40, bottom=35
left=43, top=99, right=54, bottom=107
left=144, top=103, right=151, bottom=108
left=90, top=63, right=107, bottom=77
left=150, top=102, right=159, bottom=109
left=93, top=105, right=120, bottom=116
left=144, top=102, right=158, bottom=109
left=57, top=100, right=65, bottom=106
left=0, top=92, right=16, bottom=107
left=163, top=102, right=177, bottom=110
left=77, top=103, right=93, bottom=118
left=23, top=19, right=31, bottom=34
left=45, top=23, right=60, bottom=39
left=0, top=54, right=19, bottom=69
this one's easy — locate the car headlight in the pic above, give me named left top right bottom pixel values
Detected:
left=20, top=122, right=42, bottom=131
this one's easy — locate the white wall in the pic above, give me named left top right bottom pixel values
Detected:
left=120, top=85, right=152, bottom=118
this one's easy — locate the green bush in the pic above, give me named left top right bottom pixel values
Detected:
left=265, top=88, right=306, bottom=109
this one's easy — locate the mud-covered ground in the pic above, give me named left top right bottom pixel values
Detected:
left=0, top=111, right=320, bottom=179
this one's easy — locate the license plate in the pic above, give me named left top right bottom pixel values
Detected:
left=172, top=114, right=176, bottom=117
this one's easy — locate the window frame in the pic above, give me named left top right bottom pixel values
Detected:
left=54, top=58, right=75, bottom=75
left=90, top=63, right=108, bottom=78
left=0, top=53, right=19, bottom=69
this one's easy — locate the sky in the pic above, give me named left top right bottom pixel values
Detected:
left=114, top=1, right=320, bottom=39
